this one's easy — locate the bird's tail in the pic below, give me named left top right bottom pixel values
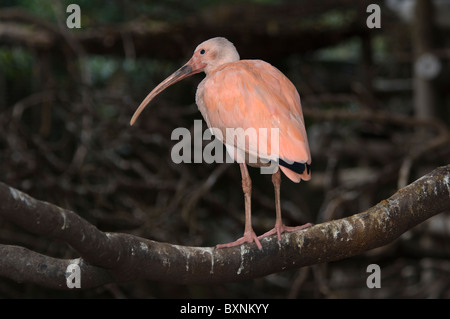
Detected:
left=279, top=159, right=311, bottom=183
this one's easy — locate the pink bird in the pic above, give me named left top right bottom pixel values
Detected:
left=130, top=37, right=311, bottom=250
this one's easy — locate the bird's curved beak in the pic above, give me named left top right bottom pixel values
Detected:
left=130, top=57, right=206, bottom=126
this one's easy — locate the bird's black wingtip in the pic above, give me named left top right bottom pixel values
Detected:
left=279, top=158, right=310, bottom=175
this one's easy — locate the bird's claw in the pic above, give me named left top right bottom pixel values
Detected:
left=258, top=222, right=312, bottom=241
left=216, top=230, right=263, bottom=250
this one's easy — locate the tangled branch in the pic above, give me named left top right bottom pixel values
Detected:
left=0, top=165, right=449, bottom=290
left=0, top=2, right=371, bottom=61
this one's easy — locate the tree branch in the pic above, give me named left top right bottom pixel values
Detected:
left=0, top=245, right=113, bottom=289
left=0, top=165, right=449, bottom=289
left=0, top=3, right=371, bottom=60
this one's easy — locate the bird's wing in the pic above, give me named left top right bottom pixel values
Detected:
left=198, top=60, right=311, bottom=181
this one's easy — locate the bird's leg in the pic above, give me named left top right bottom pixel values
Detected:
left=216, top=163, right=263, bottom=250
left=258, top=169, right=312, bottom=241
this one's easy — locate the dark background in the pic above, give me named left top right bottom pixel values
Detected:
left=0, top=0, right=449, bottom=298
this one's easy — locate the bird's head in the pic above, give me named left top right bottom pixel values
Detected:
left=130, top=37, right=239, bottom=126
left=191, top=37, right=240, bottom=74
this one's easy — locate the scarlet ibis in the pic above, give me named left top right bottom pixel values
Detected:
left=130, top=37, right=311, bottom=250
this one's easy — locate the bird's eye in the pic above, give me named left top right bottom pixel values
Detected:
left=200, top=49, right=206, bottom=55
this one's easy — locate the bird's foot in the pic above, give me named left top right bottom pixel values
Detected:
left=216, top=230, right=263, bottom=250
left=258, top=222, right=312, bottom=241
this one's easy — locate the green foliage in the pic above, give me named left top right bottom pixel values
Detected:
left=0, top=47, right=33, bottom=78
